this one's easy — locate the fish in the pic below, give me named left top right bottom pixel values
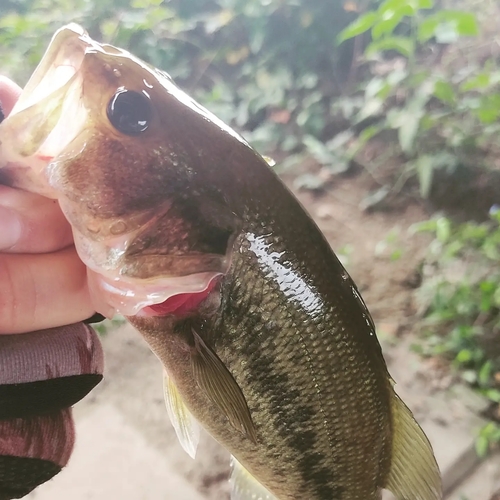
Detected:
left=0, top=24, right=441, bottom=500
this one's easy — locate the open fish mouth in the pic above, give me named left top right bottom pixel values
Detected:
left=2, top=25, right=91, bottom=195
left=2, top=24, right=139, bottom=194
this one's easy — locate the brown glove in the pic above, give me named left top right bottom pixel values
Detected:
left=0, top=323, right=103, bottom=499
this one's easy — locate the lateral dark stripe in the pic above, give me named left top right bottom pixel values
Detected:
left=224, top=289, right=341, bottom=497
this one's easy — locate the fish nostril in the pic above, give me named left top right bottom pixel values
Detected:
left=86, top=223, right=100, bottom=235
left=109, top=220, right=127, bottom=235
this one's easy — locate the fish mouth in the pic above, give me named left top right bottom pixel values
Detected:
left=2, top=25, right=89, bottom=195
left=87, top=267, right=224, bottom=318
left=69, top=212, right=231, bottom=319
left=1, top=24, right=133, bottom=195
left=1, top=24, right=228, bottom=320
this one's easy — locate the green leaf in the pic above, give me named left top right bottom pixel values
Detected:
left=409, top=219, right=438, bottom=234
left=476, top=434, right=489, bottom=458
left=337, top=12, right=378, bottom=44
left=456, top=349, right=472, bottom=363
left=359, top=125, right=381, bottom=142
left=372, top=9, right=408, bottom=40
left=380, top=0, right=433, bottom=13
left=433, top=80, right=455, bottom=105
left=436, top=217, right=451, bottom=243
left=485, top=389, right=500, bottom=403
left=418, top=11, right=478, bottom=43
left=440, top=10, right=479, bottom=37
left=418, top=17, right=439, bottom=42
left=460, top=73, right=492, bottom=91
left=366, top=37, right=415, bottom=58
left=479, top=361, right=493, bottom=386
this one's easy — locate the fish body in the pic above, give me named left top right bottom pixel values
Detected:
left=0, top=25, right=441, bottom=500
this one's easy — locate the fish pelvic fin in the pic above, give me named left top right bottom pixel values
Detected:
left=191, top=329, right=257, bottom=442
left=230, top=456, right=277, bottom=500
left=384, top=392, right=442, bottom=500
left=163, top=369, right=200, bottom=459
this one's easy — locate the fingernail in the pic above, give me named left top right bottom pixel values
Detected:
left=0, top=206, right=22, bottom=250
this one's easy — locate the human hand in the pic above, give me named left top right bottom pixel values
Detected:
left=0, top=79, right=104, bottom=500
left=0, top=76, right=96, bottom=334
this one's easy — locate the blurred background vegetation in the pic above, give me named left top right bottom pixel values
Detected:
left=1, top=0, right=499, bottom=455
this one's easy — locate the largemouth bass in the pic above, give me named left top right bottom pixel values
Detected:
left=0, top=25, right=441, bottom=500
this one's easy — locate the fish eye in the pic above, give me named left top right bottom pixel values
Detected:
left=107, top=89, right=151, bottom=135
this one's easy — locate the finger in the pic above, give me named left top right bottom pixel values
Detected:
left=0, top=76, right=22, bottom=117
left=0, top=185, right=73, bottom=253
left=0, top=247, right=95, bottom=334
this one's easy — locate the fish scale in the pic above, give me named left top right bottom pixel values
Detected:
left=0, top=24, right=441, bottom=500
left=165, top=208, right=394, bottom=499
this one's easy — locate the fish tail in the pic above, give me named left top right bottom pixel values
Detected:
left=384, top=392, right=442, bottom=500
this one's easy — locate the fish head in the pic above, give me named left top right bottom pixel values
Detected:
left=0, top=24, right=250, bottom=317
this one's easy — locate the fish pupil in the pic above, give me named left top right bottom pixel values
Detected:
left=107, top=89, right=151, bottom=135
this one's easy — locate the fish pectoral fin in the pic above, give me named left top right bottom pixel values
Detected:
left=384, top=392, right=442, bottom=500
left=163, top=369, right=200, bottom=459
left=191, top=329, right=257, bottom=442
left=230, top=456, right=277, bottom=500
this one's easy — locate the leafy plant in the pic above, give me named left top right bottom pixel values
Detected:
left=413, top=211, right=500, bottom=411
left=0, top=0, right=367, bottom=155
left=335, top=0, right=500, bottom=201
left=476, top=421, right=500, bottom=458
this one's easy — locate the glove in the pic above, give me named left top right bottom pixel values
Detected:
left=0, top=323, right=103, bottom=499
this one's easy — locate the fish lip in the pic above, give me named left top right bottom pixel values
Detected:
left=88, top=268, right=226, bottom=318
left=10, top=23, right=131, bottom=119
left=9, top=25, right=87, bottom=118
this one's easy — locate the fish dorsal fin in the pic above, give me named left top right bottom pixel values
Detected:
left=191, top=330, right=257, bottom=442
left=230, top=456, right=277, bottom=500
left=384, top=392, right=442, bottom=500
left=163, top=369, right=200, bottom=459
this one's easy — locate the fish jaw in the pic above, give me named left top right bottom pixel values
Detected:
left=0, top=25, right=92, bottom=196
left=86, top=267, right=223, bottom=318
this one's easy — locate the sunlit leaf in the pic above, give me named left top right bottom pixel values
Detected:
left=337, top=12, right=378, bottom=43
left=366, top=36, right=415, bottom=58
left=418, top=10, right=478, bottom=42
left=436, top=217, right=451, bottom=243
left=461, top=73, right=492, bottom=91
left=433, top=80, right=455, bottom=105
left=372, top=11, right=407, bottom=40
left=476, top=434, right=489, bottom=458
left=440, top=10, right=478, bottom=36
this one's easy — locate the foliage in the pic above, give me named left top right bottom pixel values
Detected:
left=412, top=210, right=500, bottom=454
left=0, top=0, right=366, bottom=154
left=476, top=421, right=500, bottom=458
left=335, top=0, right=500, bottom=200
left=1, top=0, right=497, bottom=202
